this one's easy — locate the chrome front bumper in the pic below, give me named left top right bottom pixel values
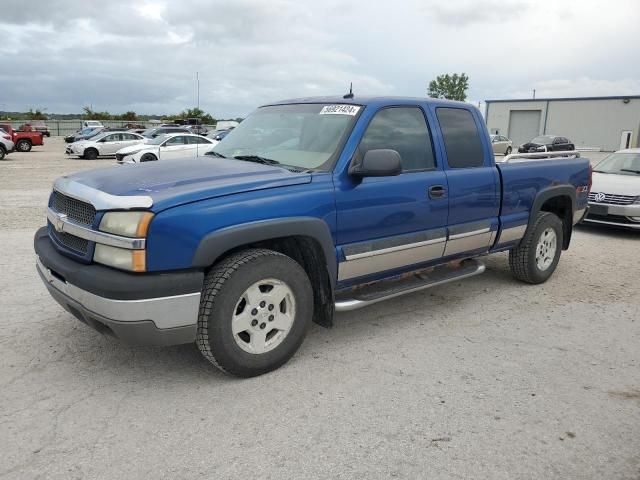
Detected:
left=583, top=202, right=640, bottom=229
left=36, top=257, right=201, bottom=345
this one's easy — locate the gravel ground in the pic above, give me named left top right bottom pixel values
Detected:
left=1, top=139, right=638, bottom=480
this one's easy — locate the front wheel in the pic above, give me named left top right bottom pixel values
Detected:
left=196, top=248, right=313, bottom=377
left=509, top=212, right=563, bottom=284
left=16, top=139, right=32, bottom=152
left=505, top=146, right=512, bottom=155
left=140, top=153, right=157, bottom=162
left=84, top=148, right=98, bottom=160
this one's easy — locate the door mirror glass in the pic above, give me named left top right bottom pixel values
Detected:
left=349, top=149, right=402, bottom=177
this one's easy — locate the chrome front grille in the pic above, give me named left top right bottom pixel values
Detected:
left=50, top=229, right=89, bottom=254
left=588, top=192, right=637, bottom=205
left=51, top=191, right=97, bottom=226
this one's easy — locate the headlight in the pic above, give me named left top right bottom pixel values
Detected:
left=99, top=211, right=153, bottom=237
left=633, top=196, right=640, bottom=205
left=94, top=244, right=146, bottom=272
left=535, top=146, right=545, bottom=151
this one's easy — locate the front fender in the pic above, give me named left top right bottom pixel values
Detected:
left=192, top=217, right=337, bottom=286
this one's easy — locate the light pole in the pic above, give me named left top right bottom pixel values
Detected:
left=196, top=72, right=200, bottom=110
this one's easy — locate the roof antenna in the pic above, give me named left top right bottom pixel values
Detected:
left=343, top=82, right=354, bottom=99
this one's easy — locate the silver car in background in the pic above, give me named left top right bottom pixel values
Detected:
left=0, top=128, right=15, bottom=160
left=490, top=134, right=513, bottom=155
left=66, top=131, right=146, bottom=160
left=583, top=148, right=640, bottom=229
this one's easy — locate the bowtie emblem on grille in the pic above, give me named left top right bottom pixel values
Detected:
left=54, top=212, right=68, bottom=232
left=594, top=192, right=606, bottom=202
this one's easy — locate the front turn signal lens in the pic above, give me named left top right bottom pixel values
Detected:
left=94, top=244, right=146, bottom=272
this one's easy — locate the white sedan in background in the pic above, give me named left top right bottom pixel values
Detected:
left=0, top=129, right=15, bottom=160
left=116, top=133, right=217, bottom=163
left=67, top=131, right=146, bottom=159
left=583, top=148, right=640, bottom=229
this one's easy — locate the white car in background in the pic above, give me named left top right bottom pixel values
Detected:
left=67, top=131, right=146, bottom=159
left=116, top=133, right=217, bottom=163
left=82, top=120, right=104, bottom=129
left=583, top=148, right=640, bottom=229
left=0, top=129, right=15, bottom=160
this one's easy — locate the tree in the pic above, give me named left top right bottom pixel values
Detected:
left=28, top=108, right=48, bottom=120
left=427, top=73, right=469, bottom=102
left=82, top=106, right=112, bottom=120
left=174, top=107, right=216, bottom=125
left=118, top=111, right=137, bottom=121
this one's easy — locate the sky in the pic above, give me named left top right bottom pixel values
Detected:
left=0, top=0, right=639, bottom=118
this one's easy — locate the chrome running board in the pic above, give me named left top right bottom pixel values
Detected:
left=334, top=259, right=486, bottom=312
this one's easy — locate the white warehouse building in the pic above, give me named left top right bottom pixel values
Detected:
left=484, top=95, right=640, bottom=152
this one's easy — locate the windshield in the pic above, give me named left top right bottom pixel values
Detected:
left=212, top=103, right=360, bottom=171
left=531, top=135, right=554, bottom=144
left=141, top=128, right=157, bottom=137
left=146, top=134, right=169, bottom=145
left=88, top=132, right=108, bottom=141
left=594, top=152, right=640, bottom=175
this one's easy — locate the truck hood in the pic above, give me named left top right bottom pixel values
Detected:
left=591, top=171, right=640, bottom=196
left=55, top=157, right=312, bottom=211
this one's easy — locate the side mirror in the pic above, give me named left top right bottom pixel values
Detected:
left=349, top=149, right=402, bottom=177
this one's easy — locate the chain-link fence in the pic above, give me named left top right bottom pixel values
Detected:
left=1, top=120, right=159, bottom=137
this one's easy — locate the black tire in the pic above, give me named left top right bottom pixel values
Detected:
left=196, top=248, right=313, bottom=377
left=505, top=146, right=512, bottom=155
left=0, top=146, right=5, bottom=160
left=509, top=212, right=563, bottom=284
left=140, top=153, right=157, bottom=162
left=84, top=148, right=98, bottom=160
left=16, top=139, right=32, bottom=152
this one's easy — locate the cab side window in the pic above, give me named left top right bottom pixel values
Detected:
left=436, top=107, right=484, bottom=168
left=358, top=107, right=435, bottom=171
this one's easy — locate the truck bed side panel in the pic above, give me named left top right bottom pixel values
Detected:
left=494, top=159, right=590, bottom=248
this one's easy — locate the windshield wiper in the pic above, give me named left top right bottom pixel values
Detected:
left=233, top=155, right=281, bottom=166
left=620, top=168, right=640, bottom=174
left=205, top=151, right=227, bottom=158
left=592, top=170, right=610, bottom=173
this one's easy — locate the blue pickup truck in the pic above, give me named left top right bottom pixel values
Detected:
left=35, top=96, right=591, bottom=377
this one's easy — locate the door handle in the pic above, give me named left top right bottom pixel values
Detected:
left=428, top=185, right=446, bottom=199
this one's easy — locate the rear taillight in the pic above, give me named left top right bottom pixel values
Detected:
left=1, top=135, right=10, bottom=140
left=588, top=164, right=593, bottom=192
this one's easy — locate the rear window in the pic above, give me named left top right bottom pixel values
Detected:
left=436, top=108, right=484, bottom=168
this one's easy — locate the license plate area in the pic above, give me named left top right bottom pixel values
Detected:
left=589, top=204, right=609, bottom=216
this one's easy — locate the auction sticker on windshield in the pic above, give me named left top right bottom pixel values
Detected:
left=319, top=105, right=360, bottom=115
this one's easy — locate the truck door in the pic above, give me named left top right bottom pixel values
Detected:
left=433, top=107, right=500, bottom=257
left=335, top=106, right=449, bottom=283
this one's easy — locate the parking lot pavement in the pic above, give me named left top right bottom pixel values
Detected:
left=1, top=138, right=638, bottom=479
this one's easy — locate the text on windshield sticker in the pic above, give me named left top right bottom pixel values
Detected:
left=319, top=105, right=360, bottom=116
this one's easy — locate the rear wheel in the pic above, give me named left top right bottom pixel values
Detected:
left=0, top=146, right=5, bottom=160
left=196, top=248, right=313, bottom=377
left=509, top=212, right=563, bottom=284
left=84, top=148, right=98, bottom=160
left=16, top=139, right=31, bottom=152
